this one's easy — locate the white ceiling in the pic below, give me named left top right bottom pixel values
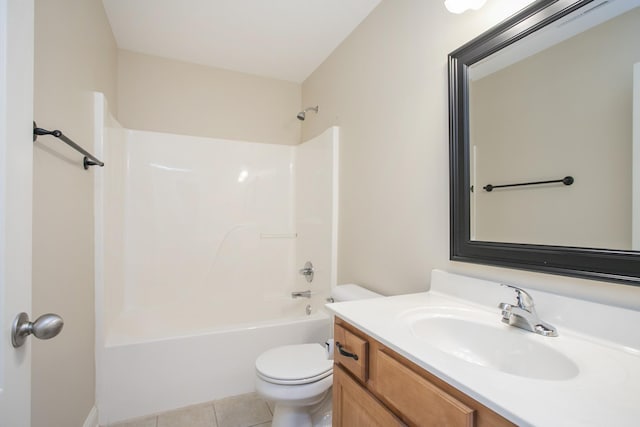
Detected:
left=102, top=0, right=382, bottom=83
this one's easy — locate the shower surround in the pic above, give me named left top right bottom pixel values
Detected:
left=93, top=94, right=338, bottom=424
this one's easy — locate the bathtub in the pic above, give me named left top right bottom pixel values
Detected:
left=98, top=308, right=330, bottom=425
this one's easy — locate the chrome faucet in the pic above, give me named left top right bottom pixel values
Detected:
left=291, top=290, right=311, bottom=299
left=498, top=284, right=558, bottom=337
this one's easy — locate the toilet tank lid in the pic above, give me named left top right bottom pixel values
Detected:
left=330, top=284, right=383, bottom=302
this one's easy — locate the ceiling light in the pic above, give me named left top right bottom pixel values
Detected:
left=445, top=0, right=487, bottom=14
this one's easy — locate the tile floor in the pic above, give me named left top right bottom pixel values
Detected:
left=105, top=392, right=274, bottom=427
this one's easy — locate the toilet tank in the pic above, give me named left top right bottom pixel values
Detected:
left=325, top=284, right=381, bottom=358
left=330, top=284, right=383, bottom=302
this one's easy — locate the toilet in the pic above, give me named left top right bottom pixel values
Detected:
left=255, top=284, right=382, bottom=427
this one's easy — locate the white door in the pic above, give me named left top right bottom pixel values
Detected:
left=0, top=0, right=34, bottom=426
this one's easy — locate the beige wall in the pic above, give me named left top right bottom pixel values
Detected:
left=33, top=0, right=117, bottom=426
left=302, top=0, right=640, bottom=308
left=117, top=50, right=302, bottom=145
left=472, top=8, right=640, bottom=249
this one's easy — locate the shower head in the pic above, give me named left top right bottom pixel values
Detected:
left=296, top=106, right=318, bottom=121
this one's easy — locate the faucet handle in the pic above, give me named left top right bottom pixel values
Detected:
left=501, top=284, right=534, bottom=311
left=299, top=261, right=314, bottom=283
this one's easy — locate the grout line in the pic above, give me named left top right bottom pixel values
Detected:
left=212, top=401, right=220, bottom=427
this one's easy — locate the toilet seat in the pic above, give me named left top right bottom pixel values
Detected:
left=256, top=343, right=333, bottom=385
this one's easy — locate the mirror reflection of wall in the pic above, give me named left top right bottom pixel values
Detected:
left=469, top=7, right=640, bottom=250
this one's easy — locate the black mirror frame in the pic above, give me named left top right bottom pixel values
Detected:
left=448, top=0, right=640, bottom=286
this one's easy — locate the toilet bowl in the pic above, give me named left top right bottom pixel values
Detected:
left=256, top=343, right=334, bottom=427
left=255, top=284, right=382, bottom=427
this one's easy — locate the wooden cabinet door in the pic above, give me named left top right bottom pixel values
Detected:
left=333, top=365, right=404, bottom=427
left=374, top=350, right=475, bottom=426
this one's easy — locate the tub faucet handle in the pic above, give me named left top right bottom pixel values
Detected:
left=299, top=261, right=314, bottom=283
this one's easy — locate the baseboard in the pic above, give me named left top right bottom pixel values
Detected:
left=83, top=405, right=99, bottom=427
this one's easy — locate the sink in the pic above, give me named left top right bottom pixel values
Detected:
left=401, top=308, right=579, bottom=381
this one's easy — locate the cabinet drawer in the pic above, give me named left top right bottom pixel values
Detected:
left=334, top=322, right=368, bottom=382
left=374, top=350, right=475, bottom=427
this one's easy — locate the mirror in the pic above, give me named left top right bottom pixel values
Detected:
left=449, top=0, right=640, bottom=285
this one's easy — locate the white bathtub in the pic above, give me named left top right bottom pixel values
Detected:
left=98, top=309, right=330, bottom=425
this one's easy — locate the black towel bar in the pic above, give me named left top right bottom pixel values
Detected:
left=33, top=121, right=104, bottom=170
left=483, top=176, right=574, bottom=192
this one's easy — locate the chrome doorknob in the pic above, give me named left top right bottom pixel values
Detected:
left=11, top=312, right=64, bottom=348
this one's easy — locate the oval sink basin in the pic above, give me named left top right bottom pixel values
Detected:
left=403, top=309, right=579, bottom=381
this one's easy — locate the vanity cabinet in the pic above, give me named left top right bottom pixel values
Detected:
left=333, top=317, right=515, bottom=427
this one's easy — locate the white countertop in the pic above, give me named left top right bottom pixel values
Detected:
left=326, top=270, right=640, bottom=427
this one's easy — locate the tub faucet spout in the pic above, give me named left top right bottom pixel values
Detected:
left=291, top=290, right=311, bottom=299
